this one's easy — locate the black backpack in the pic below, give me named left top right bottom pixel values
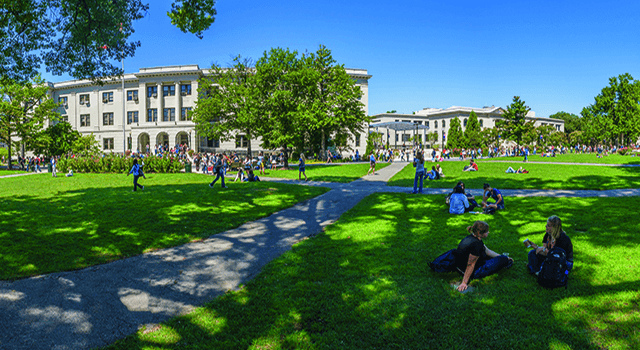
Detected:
left=429, top=249, right=457, bottom=273
left=537, top=247, right=569, bottom=289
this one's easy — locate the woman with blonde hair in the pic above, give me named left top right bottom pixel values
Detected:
left=298, top=153, right=308, bottom=181
left=411, top=151, right=425, bottom=193
left=524, top=215, right=574, bottom=274
left=452, top=221, right=513, bottom=292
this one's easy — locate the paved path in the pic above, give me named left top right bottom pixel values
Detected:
left=1, top=161, right=639, bottom=349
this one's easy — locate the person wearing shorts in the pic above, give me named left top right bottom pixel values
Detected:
left=298, top=153, right=308, bottom=181
left=367, top=152, right=376, bottom=175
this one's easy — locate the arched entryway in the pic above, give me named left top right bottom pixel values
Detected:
left=138, top=133, right=150, bottom=154
left=157, top=132, right=169, bottom=149
left=176, top=131, right=189, bottom=148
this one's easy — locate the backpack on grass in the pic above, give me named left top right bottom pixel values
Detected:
left=537, top=247, right=569, bottom=289
left=429, top=249, right=457, bottom=273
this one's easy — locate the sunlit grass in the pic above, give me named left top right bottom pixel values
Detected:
left=0, top=173, right=329, bottom=280
left=388, top=161, right=640, bottom=190
left=496, top=152, right=640, bottom=164
left=257, top=162, right=391, bottom=183
left=104, top=194, right=640, bottom=350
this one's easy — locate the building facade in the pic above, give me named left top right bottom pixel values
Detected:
left=371, top=106, right=565, bottom=149
left=47, top=65, right=372, bottom=155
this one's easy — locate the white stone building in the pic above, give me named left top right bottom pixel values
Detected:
left=47, top=65, right=372, bottom=155
left=370, top=105, right=565, bottom=149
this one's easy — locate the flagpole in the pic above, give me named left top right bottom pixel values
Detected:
left=121, top=23, right=126, bottom=155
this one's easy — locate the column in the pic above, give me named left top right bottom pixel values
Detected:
left=176, top=82, right=182, bottom=123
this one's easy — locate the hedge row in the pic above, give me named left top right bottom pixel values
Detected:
left=58, top=155, right=185, bottom=173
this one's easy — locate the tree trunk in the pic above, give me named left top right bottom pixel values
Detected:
left=321, top=129, right=326, bottom=161
left=246, top=131, right=252, bottom=158
left=7, top=136, right=12, bottom=170
left=282, top=145, right=289, bottom=169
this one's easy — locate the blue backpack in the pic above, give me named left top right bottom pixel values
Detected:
left=429, top=249, right=457, bottom=273
left=537, top=247, right=569, bottom=289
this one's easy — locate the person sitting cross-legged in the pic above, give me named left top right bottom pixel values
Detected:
left=449, top=185, right=470, bottom=214
left=524, top=215, right=574, bottom=275
left=481, top=183, right=504, bottom=212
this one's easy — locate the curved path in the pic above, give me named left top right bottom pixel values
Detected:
left=1, top=162, right=639, bottom=349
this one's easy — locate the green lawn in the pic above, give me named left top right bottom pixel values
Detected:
left=104, top=193, right=640, bottom=350
left=0, top=169, right=39, bottom=176
left=493, top=152, right=640, bottom=165
left=388, top=161, right=640, bottom=190
left=257, top=162, right=391, bottom=183
left=0, top=173, right=329, bottom=280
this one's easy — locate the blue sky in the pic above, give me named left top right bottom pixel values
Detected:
left=42, top=0, right=640, bottom=118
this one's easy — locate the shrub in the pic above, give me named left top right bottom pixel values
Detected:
left=617, top=147, right=628, bottom=156
left=58, top=154, right=184, bottom=173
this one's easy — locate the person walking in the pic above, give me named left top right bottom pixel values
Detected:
left=51, top=156, right=57, bottom=177
left=209, top=153, right=228, bottom=189
left=298, top=153, right=308, bottom=181
left=367, top=152, right=376, bottom=175
left=412, top=151, right=425, bottom=194
left=127, top=158, right=146, bottom=191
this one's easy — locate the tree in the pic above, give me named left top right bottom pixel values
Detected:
left=193, top=56, right=260, bottom=156
left=536, top=125, right=557, bottom=148
left=0, top=75, right=60, bottom=169
left=580, top=73, right=640, bottom=147
left=496, top=96, right=535, bottom=146
left=1, top=0, right=217, bottom=83
left=72, top=133, right=101, bottom=157
left=446, top=117, right=464, bottom=150
left=548, top=111, right=582, bottom=134
left=426, top=131, right=438, bottom=147
left=302, top=45, right=368, bottom=161
left=464, top=111, right=482, bottom=149
left=31, top=121, right=82, bottom=157
left=481, top=127, right=500, bottom=149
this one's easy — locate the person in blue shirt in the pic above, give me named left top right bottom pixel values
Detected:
left=127, top=158, right=146, bottom=192
left=298, top=153, right=308, bottom=181
left=367, top=152, right=376, bottom=175
left=412, top=151, right=425, bottom=194
left=449, top=185, right=469, bottom=214
left=209, top=153, right=228, bottom=189
left=482, top=183, right=505, bottom=211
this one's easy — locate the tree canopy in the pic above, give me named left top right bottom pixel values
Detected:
left=1, top=0, right=217, bottom=83
left=446, top=117, right=463, bottom=150
left=549, top=111, right=582, bottom=135
left=496, top=96, right=535, bottom=146
left=464, top=111, right=482, bottom=149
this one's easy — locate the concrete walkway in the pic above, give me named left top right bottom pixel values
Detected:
left=1, top=161, right=638, bottom=349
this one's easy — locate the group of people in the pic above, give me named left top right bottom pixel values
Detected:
left=446, top=182, right=503, bottom=215
left=410, top=151, right=445, bottom=193
left=432, top=216, right=574, bottom=292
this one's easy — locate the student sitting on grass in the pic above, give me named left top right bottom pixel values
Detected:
left=436, top=164, right=445, bottom=177
left=445, top=181, right=478, bottom=210
left=450, top=221, right=513, bottom=292
left=426, top=165, right=440, bottom=180
left=449, top=185, right=470, bottom=214
left=482, top=183, right=504, bottom=212
left=243, top=169, right=260, bottom=182
left=463, top=159, right=478, bottom=171
left=523, top=215, right=573, bottom=275
left=234, top=168, right=245, bottom=182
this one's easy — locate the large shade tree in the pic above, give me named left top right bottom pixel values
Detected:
left=1, top=0, right=217, bottom=83
left=580, top=73, right=640, bottom=147
left=496, top=96, right=535, bottom=146
left=0, top=75, right=60, bottom=169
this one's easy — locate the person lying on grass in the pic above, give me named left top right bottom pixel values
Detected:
left=452, top=221, right=513, bottom=292
left=506, top=166, right=529, bottom=174
left=523, top=215, right=574, bottom=275
left=482, top=183, right=504, bottom=211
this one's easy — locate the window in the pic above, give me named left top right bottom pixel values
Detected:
left=442, top=120, right=446, bottom=128
left=127, top=111, right=139, bottom=124
left=355, top=133, right=361, bottom=147
left=425, top=121, right=429, bottom=128
left=180, top=107, right=192, bottom=121
left=414, top=121, right=422, bottom=125
left=58, top=96, right=68, bottom=107
left=127, top=90, right=139, bottom=101
left=80, top=114, right=90, bottom=127
left=201, top=137, right=220, bottom=148
left=147, top=86, right=158, bottom=97
left=163, top=108, right=176, bottom=122
left=402, top=134, right=411, bottom=142
left=556, top=124, right=561, bottom=131
left=103, top=112, right=114, bottom=125
left=79, top=94, right=89, bottom=105
left=235, top=134, right=248, bottom=148
left=463, top=118, right=468, bottom=127
left=147, top=109, right=158, bottom=122
left=395, top=134, right=399, bottom=142
left=434, top=121, right=438, bottom=128
left=479, top=119, right=483, bottom=127
left=103, top=138, right=114, bottom=150
left=61, top=115, right=68, bottom=122
left=163, top=85, right=175, bottom=96
left=180, top=84, right=192, bottom=96
left=102, top=92, right=113, bottom=103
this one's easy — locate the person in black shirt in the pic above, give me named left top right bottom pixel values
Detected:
left=453, top=221, right=513, bottom=292
left=524, top=215, right=574, bottom=274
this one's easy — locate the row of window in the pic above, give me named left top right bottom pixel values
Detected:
left=58, top=84, right=193, bottom=107
left=76, top=108, right=192, bottom=127
left=396, top=118, right=485, bottom=128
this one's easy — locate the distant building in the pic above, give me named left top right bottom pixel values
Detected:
left=370, top=105, right=564, bottom=148
left=47, top=65, right=371, bottom=155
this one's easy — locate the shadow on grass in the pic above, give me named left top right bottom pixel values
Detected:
left=0, top=181, right=329, bottom=280
left=104, top=194, right=640, bottom=349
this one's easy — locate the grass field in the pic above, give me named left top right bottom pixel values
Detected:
left=490, top=152, right=640, bottom=165
left=388, top=161, right=640, bottom=190
left=256, top=162, right=391, bottom=183
left=0, top=173, right=329, bottom=280
left=0, top=169, right=39, bottom=176
left=104, top=193, right=640, bottom=350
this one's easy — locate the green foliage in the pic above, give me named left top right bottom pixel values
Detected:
left=481, top=127, right=501, bottom=148
left=31, top=122, right=81, bottom=157
left=0, top=174, right=328, bottom=279
left=365, top=132, right=382, bottom=156
left=446, top=117, right=464, bottom=149
left=1, top=1, right=216, bottom=82
left=71, top=133, right=102, bottom=157
left=464, top=111, right=483, bottom=148
left=497, top=96, right=535, bottom=146
left=581, top=73, right=640, bottom=146
left=57, top=154, right=185, bottom=174
left=549, top=111, right=582, bottom=134
left=167, top=0, right=216, bottom=39
left=0, top=75, right=60, bottom=169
